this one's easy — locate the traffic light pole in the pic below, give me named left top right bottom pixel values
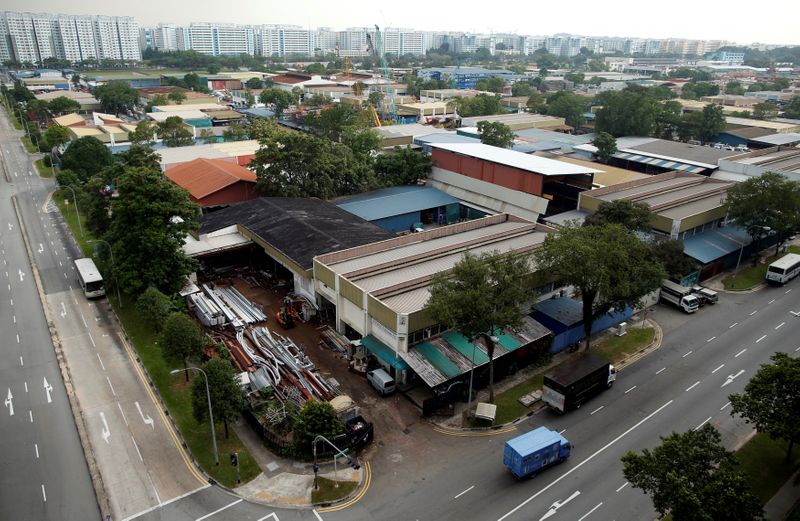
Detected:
left=312, top=435, right=360, bottom=490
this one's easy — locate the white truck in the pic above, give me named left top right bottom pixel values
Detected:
left=691, top=286, right=718, bottom=306
left=660, top=280, right=700, bottom=313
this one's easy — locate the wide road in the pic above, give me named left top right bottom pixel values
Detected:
left=0, top=111, right=99, bottom=518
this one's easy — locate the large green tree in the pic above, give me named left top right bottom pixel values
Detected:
left=425, top=251, right=532, bottom=403
left=477, top=121, right=515, bottom=148
left=726, top=171, right=800, bottom=257
left=526, top=92, right=546, bottom=114
left=784, top=96, right=800, bottom=119
left=93, top=80, right=139, bottom=114
left=47, top=96, right=81, bottom=114
left=534, top=224, right=665, bottom=350
left=128, top=120, right=156, bottom=146
left=452, top=94, right=504, bottom=118
left=106, top=167, right=199, bottom=295
left=245, top=77, right=264, bottom=89
left=43, top=125, right=69, bottom=150
left=651, top=237, right=696, bottom=280
left=305, top=105, right=370, bottom=142
left=730, top=352, right=800, bottom=461
left=592, top=132, right=617, bottom=164
left=475, top=77, right=505, bottom=93
left=161, top=312, right=206, bottom=382
left=294, top=401, right=344, bottom=455
left=191, top=357, right=245, bottom=439
left=167, top=89, right=187, bottom=105
left=222, top=122, right=248, bottom=142
left=135, top=287, right=176, bottom=333
left=584, top=200, right=651, bottom=231
left=374, top=147, right=432, bottom=186
left=545, top=91, right=587, bottom=128
left=157, top=116, right=195, bottom=147
left=259, top=88, right=298, bottom=118
left=595, top=89, right=661, bottom=137
left=752, top=102, right=779, bottom=120
left=622, top=424, right=763, bottom=521
left=60, top=136, right=116, bottom=182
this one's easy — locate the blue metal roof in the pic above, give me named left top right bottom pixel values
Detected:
left=534, top=298, right=585, bottom=327
left=682, top=226, right=752, bottom=264
left=336, top=186, right=459, bottom=222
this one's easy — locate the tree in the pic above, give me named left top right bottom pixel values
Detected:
left=477, top=121, right=515, bottom=148
left=622, top=424, right=763, bottom=521
left=198, top=128, right=217, bottom=144
left=730, top=352, right=800, bottom=461
left=106, top=167, right=199, bottom=295
left=43, top=125, right=69, bottom=150
left=695, top=104, right=726, bottom=143
left=93, top=80, right=139, bottom=114
left=595, top=89, right=660, bottom=137
left=511, top=82, right=532, bottom=97
left=47, top=96, right=81, bottom=114
left=245, top=77, right=264, bottom=89
left=60, top=136, right=116, bottom=182
left=367, top=91, right=384, bottom=107
left=243, top=91, right=255, bottom=108
left=191, top=358, right=244, bottom=439
left=475, top=77, right=505, bottom=93
left=452, top=94, right=504, bottom=118
left=374, top=146, right=432, bottom=186
left=584, top=200, right=650, bottom=231
left=293, top=401, right=344, bottom=454
left=305, top=104, right=369, bottom=142
left=351, top=81, right=366, bottom=96
left=726, top=171, right=800, bottom=257
left=259, top=88, right=297, bottom=118
left=157, top=116, right=194, bottom=147
left=752, top=101, right=778, bottom=120
left=564, top=72, right=585, bottom=85
left=167, top=89, right=187, bottom=105
left=651, top=237, right=695, bottom=280
left=222, top=123, right=248, bottom=142
left=161, top=312, right=206, bottom=381
left=784, top=96, right=800, bottom=119
left=526, top=92, right=546, bottom=113
left=545, top=91, right=587, bottom=128
left=128, top=120, right=156, bottom=146
left=206, top=64, right=220, bottom=75
left=680, top=81, right=720, bottom=100
left=425, top=251, right=532, bottom=403
left=534, top=224, right=665, bottom=351
left=150, top=94, right=169, bottom=108
left=304, top=62, right=326, bottom=75
left=182, top=73, right=209, bottom=93
left=118, top=144, right=160, bottom=170
left=592, top=132, right=617, bottom=164
left=70, top=73, right=81, bottom=90
left=135, top=287, right=176, bottom=332
left=725, top=81, right=746, bottom=95
left=341, top=127, right=380, bottom=157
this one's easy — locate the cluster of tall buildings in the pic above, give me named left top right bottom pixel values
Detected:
left=0, top=11, right=140, bottom=64
left=0, top=10, right=738, bottom=65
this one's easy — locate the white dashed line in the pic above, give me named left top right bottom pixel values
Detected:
left=787, top=289, right=792, bottom=294
left=712, top=364, right=725, bottom=374
left=735, top=348, right=747, bottom=358
left=41, top=484, right=46, bottom=502
left=590, top=406, right=604, bottom=415
left=768, top=299, right=776, bottom=304
left=683, top=350, right=693, bottom=358
left=694, top=417, right=712, bottom=431
left=96, top=353, right=106, bottom=371
left=34, top=444, right=39, bottom=458
left=24, top=382, right=27, bottom=393
left=106, top=376, right=116, bottom=396
left=756, top=335, right=767, bottom=343
left=776, top=322, right=785, bottom=330
left=131, top=435, right=144, bottom=462
left=454, top=485, right=475, bottom=499
left=729, top=322, right=738, bottom=328
left=578, top=502, right=603, bottom=521
left=558, top=429, right=566, bottom=434
left=750, top=310, right=758, bottom=316
left=117, top=403, right=128, bottom=426
left=706, top=337, right=715, bottom=343
left=29, top=410, right=33, bottom=423
left=19, top=356, right=23, bottom=367
left=720, top=401, right=731, bottom=411
left=656, top=367, right=666, bottom=375
left=686, top=381, right=700, bottom=392
left=624, top=385, right=637, bottom=394
left=616, top=482, right=629, bottom=492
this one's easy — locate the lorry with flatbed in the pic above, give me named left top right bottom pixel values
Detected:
left=542, top=353, right=616, bottom=413
left=503, top=427, right=572, bottom=479
left=660, top=279, right=700, bottom=313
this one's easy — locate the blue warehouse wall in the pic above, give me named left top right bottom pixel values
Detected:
left=374, top=212, right=422, bottom=233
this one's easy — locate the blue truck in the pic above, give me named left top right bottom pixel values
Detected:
left=503, top=427, right=572, bottom=479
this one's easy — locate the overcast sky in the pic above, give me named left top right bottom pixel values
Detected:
left=4, top=0, right=799, bottom=45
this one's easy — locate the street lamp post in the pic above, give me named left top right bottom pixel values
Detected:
left=62, top=185, right=83, bottom=237
left=88, top=239, right=122, bottom=308
left=467, top=333, right=499, bottom=418
left=170, top=367, right=219, bottom=466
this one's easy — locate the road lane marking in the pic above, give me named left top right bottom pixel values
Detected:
left=100, top=412, right=111, bottom=443
left=686, top=381, right=700, bottom=392
left=5, top=389, right=13, bottom=416
left=590, top=406, right=604, bottom=415
left=120, top=485, right=211, bottom=521
left=750, top=310, right=758, bottom=316
left=769, top=299, right=775, bottom=304
left=712, top=364, right=725, bottom=374
left=9, top=298, right=12, bottom=306
left=454, top=485, right=475, bottom=499
left=96, top=353, right=106, bottom=371
left=117, top=403, right=129, bottom=426
left=776, top=322, right=785, bottom=330
left=88, top=332, right=96, bottom=347
left=722, top=370, right=746, bottom=388
left=735, top=348, right=747, bottom=358
left=539, top=490, right=581, bottom=520
left=29, top=410, right=33, bottom=423
left=24, top=382, right=27, bottom=393
left=624, top=385, right=636, bottom=394
left=312, top=511, right=323, bottom=521
left=19, top=356, right=23, bottom=366
left=195, top=499, right=243, bottom=520
left=558, top=429, right=566, bottom=434
left=787, top=289, right=792, bottom=294
left=721, top=401, right=731, bottom=411
left=43, top=378, right=52, bottom=403
left=497, top=401, right=674, bottom=521
left=756, top=335, right=767, bottom=343
left=616, top=482, right=629, bottom=492
left=707, top=337, right=715, bottom=342
left=12, top=315, right=15, bottom=323
left=729, top=322, right=738, bottom=328
left=35, top=444, right=39, bottom=458
left=656, top=367, right=666, bottom=375
left=79, top=312, right=88, bottom=328
left=683, top=350, right=693, bottom=358
left=796, top=346, right=800, bottom=352
left=578, top=502, right=603, bottom=521
left=694, top=417, right=712, bottom=431
left=41, top=484, right=46, bottom=502
left=131, top=435, right=144, bottom=462
left=106, top=376, right=116, bottom=396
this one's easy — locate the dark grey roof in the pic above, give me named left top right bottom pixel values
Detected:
left=199, top=198, right=394, bottom=270
left=629, top=139, right=739, bottom=166
left=721, top=127, right=774, bottom=140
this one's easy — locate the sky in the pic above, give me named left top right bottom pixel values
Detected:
left=4, top=0, right=799, bottom=46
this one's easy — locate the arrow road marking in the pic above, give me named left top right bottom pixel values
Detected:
left=5, top=388, right=13, bottom=416
left=100, top=412, right=111, bottom=444
left=539, top=490, right=581, bottom=521
left=722, top=369, right=745, bottom=388
left=37, top=243, right=43, bottom=253
left=43, top=377, right=52, bottom=403
left=135, top=401, right=155, bottom=429
left=60, top=302, right=67, bottom=318
left=18, top=269, right=24, bottom=281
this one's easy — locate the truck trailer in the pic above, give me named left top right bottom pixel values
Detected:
left=503, top=427, right=571, bottom=479
left=542, top=353, right=616, bottom=413
left=660, top=279, right=699, bottom=313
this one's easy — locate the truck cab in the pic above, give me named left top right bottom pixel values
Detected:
left=691, top=286, right=718, bottom=306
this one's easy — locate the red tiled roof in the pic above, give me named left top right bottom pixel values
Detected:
left=270, top=74, right=311, bottom=84
left=165, top=158, right=257, bottom=200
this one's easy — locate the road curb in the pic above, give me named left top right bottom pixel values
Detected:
left=11, top=195, right=113, bottom=519
left=614, top=318, right=663, bottom=371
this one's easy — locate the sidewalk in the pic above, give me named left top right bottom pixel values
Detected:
left=764, top=470, right=800, bottom=521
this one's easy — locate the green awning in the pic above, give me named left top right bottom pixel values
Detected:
left=415, top=341, right=461, bottom=378
left=361, top=335, right=409, bottom=371
left=443, top=331, right=490, bottom=365
left=496, top=331, right=522, bottom=352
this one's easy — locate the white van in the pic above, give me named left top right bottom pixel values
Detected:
left=367, top=368, right=396, bottom=396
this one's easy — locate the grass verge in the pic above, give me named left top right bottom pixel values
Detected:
left=34, top=158, right=57, bottom=178
left=593, top=327, right=655, bottom=364
left=492, top=374, right=544, bottom=425
left=3, top=104, right=23, bottom=130
left=311, top=477, right=357, bottom=504
left=723, top=245, right=800, bottom=290
left=21, top=135, right=38, bottom=154
left=736, top=432, right=800, bottom=504
left=54, top=197, right=259, bottom=488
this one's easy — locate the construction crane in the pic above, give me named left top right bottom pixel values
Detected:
left=372, top=24, right=397, bottom=122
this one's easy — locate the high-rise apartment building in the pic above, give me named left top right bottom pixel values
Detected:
left=257, top=25, right=316, bottom=56
left=0, top=11, right=141, bottom=63
left=186, top=23, right=255, bottom=56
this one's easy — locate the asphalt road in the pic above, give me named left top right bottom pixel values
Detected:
left=0, top=111, right=99, bottom=519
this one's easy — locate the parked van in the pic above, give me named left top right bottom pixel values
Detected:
left=367, top=368, right=396, bottom=396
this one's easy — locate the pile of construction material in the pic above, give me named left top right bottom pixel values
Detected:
left=200, top=283, right=266, bottom=329
left=189, top=292, right=226, bottom=327
left=319, top=326, right=353, bottom=358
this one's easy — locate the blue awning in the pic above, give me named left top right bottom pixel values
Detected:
left=361, top=335, right=409, bottom=371
left=682, top=227, right=752, bottom=264
left=615, top=151, right=705, bottom=174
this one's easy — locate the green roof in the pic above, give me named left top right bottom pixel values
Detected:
left=415, top=341, right=461, bottom=378
left=361, top=335, right=409, bottom=371
left=443, top=331, right=490, bottom=365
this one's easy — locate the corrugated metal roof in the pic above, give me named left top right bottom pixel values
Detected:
left=335, top=186, right=458, bottom=222
left=683, top=226, right=751, bottom=264
left=751, top=133, right=800, bottom=146
left=534, top=298, right=585, bottom=327
left=165, top=158, right=256, bottom=200
left=430, top=142, right=601, bottom=176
